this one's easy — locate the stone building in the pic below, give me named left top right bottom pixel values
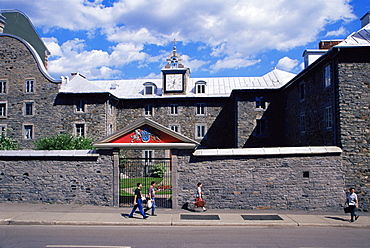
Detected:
left=0, top=10, right=369, bottom=211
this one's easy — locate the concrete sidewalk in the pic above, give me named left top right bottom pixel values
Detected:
left=1, top=202, right=369, bottom=228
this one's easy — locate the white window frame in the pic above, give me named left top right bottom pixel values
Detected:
left=75, top=100, right=85, bottom=113
left=144, top=105, right=153, bottom=116
left=195, top=81, right=206, bottom=94
left=255, top=97, right=266, bottom=109
left=0, top=124, right=7, bottom=135
left=324, top=65, right=331, bottom=88
left=195, top=124, right=207, bottom=139
left=0, top=102, right=7, bottom=118
left=75, top=123, right=85, bottom=137
left=23, top=124, right=34, bottom=140
left=169, top=124, right=180, bottom=133
left=169, top=104, right=178, bottom=115
left=196, top=103, right=205, bottom=115
left=324, top=106, right=333, bottom=129
left=25, top=79, right=35, bottom=93
left=0, top=80, right=7, bottom=94
left=24, top=101, right=34, bottom=116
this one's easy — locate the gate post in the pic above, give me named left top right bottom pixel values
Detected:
left=171, top=150, right=179, bottom=209
left=112, top=148, right=120, bottom=207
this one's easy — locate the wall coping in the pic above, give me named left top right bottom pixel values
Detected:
left=193, top=146, right=342, bottom=156
left=0, top=150, right=99, bottom=157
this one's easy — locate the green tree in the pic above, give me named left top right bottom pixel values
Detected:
left=0, top=130, right=18, bottom=150
left=34, top=133, right=95, bottom=150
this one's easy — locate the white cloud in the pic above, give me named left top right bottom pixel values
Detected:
left=325, top=26, right=348, bottom=37
left=276, top=57, right=299, bottom=71
left=2, top=0, right=358, bottom=78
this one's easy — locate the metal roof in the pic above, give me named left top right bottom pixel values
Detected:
left=336, top=23, right=370, bottom=47
left=59, top=68, right=296, bottom=99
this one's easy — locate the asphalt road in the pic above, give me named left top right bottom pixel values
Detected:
left=1, top=225, right=369, bottom=248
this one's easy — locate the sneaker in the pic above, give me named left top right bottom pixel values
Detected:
left=152, top=214, right=157, bottom=216
left=128, top=215, right=134, bottom=218
left=355, top=215, right=359, bottom=221
left=143, top=215, right=149, bottom=219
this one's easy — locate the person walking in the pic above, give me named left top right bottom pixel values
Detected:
left=346, top=187, right=359, bottom=222
left=193, top=182, right=206, bottom=211
left=129, top=183, right=149, bottom=219
left=147, top=181, right=157, bottom=216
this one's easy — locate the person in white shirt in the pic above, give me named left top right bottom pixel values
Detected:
left=346, top=188, right=359, bottom=222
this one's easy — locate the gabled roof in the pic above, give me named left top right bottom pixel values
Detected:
left=93, top=118, right=200, bottom=149
left=336, top=23, right=370, bottom=47
left=59, top=68, right=296, bottom=99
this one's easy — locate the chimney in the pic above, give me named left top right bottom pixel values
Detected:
left=360, top=11, right=370, bottom=28
left=0, top=14, right=6, bottom=33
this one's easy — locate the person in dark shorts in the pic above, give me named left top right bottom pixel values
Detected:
left=129, top=183, right=148, bottom=219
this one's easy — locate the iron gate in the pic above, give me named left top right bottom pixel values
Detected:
left=119, top=158, right=172, bottom=208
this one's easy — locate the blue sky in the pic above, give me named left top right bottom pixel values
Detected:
left=1, top=0, right=369, bottom=80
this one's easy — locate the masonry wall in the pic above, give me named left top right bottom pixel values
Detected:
left=175, top=150, right=344, bottom=211
left=0, top=151, right=114, bottom=206
left=338, top=62, right=370, bottom=211
left=0, top=35, right=61, bottom=149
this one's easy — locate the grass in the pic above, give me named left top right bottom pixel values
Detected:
left=119, top=177, right=171, bottom=196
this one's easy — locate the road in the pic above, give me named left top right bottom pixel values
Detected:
left=0, top=225, right=369, bottom=248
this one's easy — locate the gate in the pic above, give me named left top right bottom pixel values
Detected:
left=119, top=158, right=172, bottom=208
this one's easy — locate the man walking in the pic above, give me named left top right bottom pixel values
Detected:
left=129, top=183, right=149, bottom=219
left=148, top=181, right=157, bottom=216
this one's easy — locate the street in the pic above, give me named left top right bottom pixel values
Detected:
left=0, top=225, right=369, bottom=248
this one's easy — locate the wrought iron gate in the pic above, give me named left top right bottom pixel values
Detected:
left=119, top=158, right=172, bottom=208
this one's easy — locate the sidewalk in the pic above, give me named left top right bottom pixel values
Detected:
left=1, top=202, right=369, bottom=228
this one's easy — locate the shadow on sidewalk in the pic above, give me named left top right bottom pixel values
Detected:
left=325, top=216, right=348, bottom=222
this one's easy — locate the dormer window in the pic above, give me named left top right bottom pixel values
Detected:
left=195, top=81, right=206, bottom=94
left=143, top=82, right=157, bottom=95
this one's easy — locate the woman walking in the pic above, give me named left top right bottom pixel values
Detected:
left=346, top=187, right=359, bottom=222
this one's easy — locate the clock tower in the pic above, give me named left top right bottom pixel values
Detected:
left=162, top=40, right=190, bottom=94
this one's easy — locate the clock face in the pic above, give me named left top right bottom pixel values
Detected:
left=165, top=74, right=183, bottom=91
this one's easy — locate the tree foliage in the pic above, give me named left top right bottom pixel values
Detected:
left=34, top=133, right=95, bottom=150
left=0, top=130, right=19, bottom=150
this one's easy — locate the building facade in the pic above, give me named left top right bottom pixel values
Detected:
left=0, top=10, right=369, bottom=211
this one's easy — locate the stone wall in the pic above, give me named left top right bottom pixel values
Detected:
left=0, top=150, right=114, bottom=206
left=338, top=62, right=370, bottom=211
left=175, top=150, right=344, bottom=211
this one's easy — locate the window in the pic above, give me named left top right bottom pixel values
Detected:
left=255, top=119, right=266, bottom=136
left=195, top=81, right=206, bottom=94
left=300, top=114, right=306, bottom=133
left=324, top=65, right=331, bottom=87
left=196, top=103, right=205, bottom=115
left=143, top=82, right=157, bottom=95
left=75, top=123, right=85, bottom=136
left=145, top=86, right=153, bottom=95
left=0, top=102, right=6, bottom=118
left=255, top=97, right=266, bottom=109
left=24, top=102, right=33, bottom=116
left=303, top=171, right=310, bottom=178
left=144, top=105, right=153, bottom=116
left=169, top=104, right=178, bottom=115
left=24, top=125, right=33, bottom=140
left=75, top=100, right=85, bottom=112
left=324, top=106, right=333, bottom=129
left=109, top=102, right=114, bottom=115
left=109, top=124, right=113, bottom=135
left=196, top=124, right=206, bottom=138
left=143, top=150, right=153, bottom=163
left=0, top=80, right=6, bottom=94
left=25, top=80, right=34, bottom=93
left=300, top=82, right=305, bottom=101
left=170, top=124, right=179, bottom=133
left=0, top=125, right=7, bottom=135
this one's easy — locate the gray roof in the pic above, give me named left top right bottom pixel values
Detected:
left=59, top=68, right=296, bottom=99
left=336, top=23, right=370, bottom=47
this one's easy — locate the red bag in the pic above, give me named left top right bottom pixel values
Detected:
left=195, top=197, right=205, bottom=207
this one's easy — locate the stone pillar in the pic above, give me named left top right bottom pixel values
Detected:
left=171, top=150, right=179, bottom=209
left=112, top=149, right=120, bottom=207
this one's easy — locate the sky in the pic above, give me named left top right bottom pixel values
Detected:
left=1, top=0, right=369, bottom=80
